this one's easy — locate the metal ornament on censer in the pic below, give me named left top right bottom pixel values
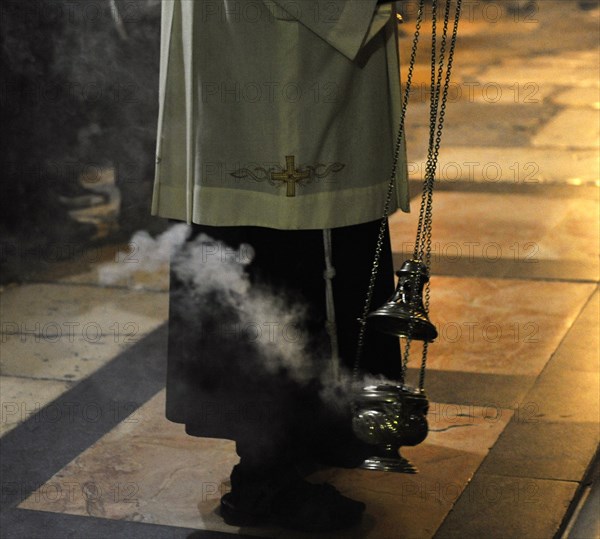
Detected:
left=366, top=259, right=438, bottom=342
left=351, top=0, right=463, bottom=474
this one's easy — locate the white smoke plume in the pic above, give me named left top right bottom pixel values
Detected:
left=99, top=224, right=397, bottom=403
left=98, top=223, right=190, bottom=285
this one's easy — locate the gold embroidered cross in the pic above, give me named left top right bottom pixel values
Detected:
left=270, top=155, right=310, bottom=197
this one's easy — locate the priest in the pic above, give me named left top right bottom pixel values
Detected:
left=152, top=0, right=408, bottom=532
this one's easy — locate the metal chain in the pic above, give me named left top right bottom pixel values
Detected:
left=412, top=0, right=437, bottom=256
left=404, top=0, right=445, bottom=377
left=353, top=0, right=463, bottom=390
left=352, top=0, right=425, bottom=383
left=418, top=0, right=463, bottom=390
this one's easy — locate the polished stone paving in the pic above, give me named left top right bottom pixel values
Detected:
left=1, top=2, right=599, bottom=538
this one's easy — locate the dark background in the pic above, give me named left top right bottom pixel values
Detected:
left=0, top=0, right=164, bottom=284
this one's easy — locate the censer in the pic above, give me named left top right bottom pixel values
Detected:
left=351, top=0, right=463, bottom=474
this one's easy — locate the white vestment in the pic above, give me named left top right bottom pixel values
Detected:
left=152, top=0, right=409, bottom=230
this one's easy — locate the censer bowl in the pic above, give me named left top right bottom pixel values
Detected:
left=352, top=384, right=429, bottom=473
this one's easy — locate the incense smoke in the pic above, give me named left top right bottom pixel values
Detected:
left=99, top=224, right=396, bottom=408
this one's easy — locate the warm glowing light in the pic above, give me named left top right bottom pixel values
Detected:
left=567, top=178, right=584, bottom=186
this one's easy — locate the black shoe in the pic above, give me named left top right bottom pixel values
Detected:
left=220, top=465, right=365, bottom=532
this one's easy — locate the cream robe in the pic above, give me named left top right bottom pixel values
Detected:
left=152, top=0, right=409, bottom=230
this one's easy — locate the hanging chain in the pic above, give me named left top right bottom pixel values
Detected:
left=402, top=0, right=444, bottom=378
left=352, top=0, right=426, bottom=384
left=353, top=0, right=463, bottom=391
left=418, top=0, right=462, bottom=391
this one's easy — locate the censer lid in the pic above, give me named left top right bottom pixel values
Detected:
left=357, top=384, right=426, bottom=401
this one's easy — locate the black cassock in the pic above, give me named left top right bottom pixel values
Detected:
left=166, top=219, right=400, bottom=462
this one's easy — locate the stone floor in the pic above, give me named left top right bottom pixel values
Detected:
left=1, top=2, right=599, bottom=538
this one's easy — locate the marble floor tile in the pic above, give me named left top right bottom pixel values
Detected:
left=553, top=87, right=600, bottom=109
left=434, top=473, right=578, bottom=539
left=478, top=421, right=599, bottom=482
left=0, top=375, right=72, bottom=437
left=532, top=108, right=600, bottom=149
left=547, top=289, right=599, bottom=374
left=389, top=190, right=600, bottom=278
left=452, top=81, right=554, bottom=106
left=395, top=276, right=595, bottom=377
left=0, top=333, right=132, bottom=382
left=0, top=284, right=168, bottom=344
left=520, top=197, right=599, bottom=277
left=19, top=390, right=512, bottom=539
left=405, top=100, right=551, bottom=151
left=400, top=12, right=540, bottom=40
left=18, top=390, right=245, bottom=533
left=525, top=369, right=599, bottom=424
left=478, top=52, right=600, bottom=88
left=403, top=77, right=557, bottom=109
left=408, top=369, right=536, bottom=411
left=0, top=284, right=168, bottom=389
left=407, top=146, right=600, bottom=185
left=522, top=289, right=599, bottom=424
